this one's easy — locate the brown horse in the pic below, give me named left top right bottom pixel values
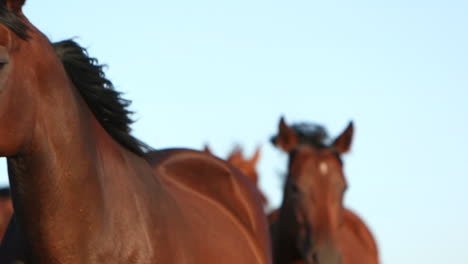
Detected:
left=269, top=117, right=378, bottom=264
left=0, top=2, right=271, bottom=263
left=204, top=145, right=268, bottom=207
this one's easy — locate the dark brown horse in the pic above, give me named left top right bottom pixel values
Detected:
left=269, top=117, right=378, bottom=264
left=204, top=145, right=268, bottom=207
left=0, top=1, right=271, bottom=263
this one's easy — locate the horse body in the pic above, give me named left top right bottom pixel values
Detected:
left=0, top=2, right=271, bottom=263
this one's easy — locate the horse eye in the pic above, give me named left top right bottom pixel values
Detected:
left=0, top=60, right=8, bottom=69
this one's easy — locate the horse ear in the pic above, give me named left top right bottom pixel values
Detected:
left=5, top=0, right=25, bottom=13
left=227, top=145, right=244, bottom=161
left=250, top=146, right=261, bottom=166
left=274, top=117, right=297, bottom=152
left=203, top=145, right=213, bottom=155
left=332, top=121, right=354, bottom=154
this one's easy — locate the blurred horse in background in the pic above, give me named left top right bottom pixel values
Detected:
left=269, top=117, right=378, bottom=264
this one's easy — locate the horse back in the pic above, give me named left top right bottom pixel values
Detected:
left=146, top=149, right=271, bottom=263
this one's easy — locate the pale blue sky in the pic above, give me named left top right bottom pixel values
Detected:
left=1, top=0, right=467, bottom=263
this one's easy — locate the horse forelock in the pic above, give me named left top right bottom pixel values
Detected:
left=0, top=5, right=29, bottom=40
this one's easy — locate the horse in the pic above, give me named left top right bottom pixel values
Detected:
left=269, top=117, right=379, bottom=264
left=204, top=145, right=268, bottom=207
left=0, top=2, right=271, bottom=263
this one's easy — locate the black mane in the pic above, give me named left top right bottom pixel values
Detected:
left=0, top=5, right=30, bottom=39
left=271, top=121, right=344, bottom=165
left=290, top=123, right=330, bottom=149
left=53, top=39, right=152, bottom=156
left=270, top=122, right=330, bottom=149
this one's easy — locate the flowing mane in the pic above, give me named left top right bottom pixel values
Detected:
left=52, top=39, right=152, bottom=156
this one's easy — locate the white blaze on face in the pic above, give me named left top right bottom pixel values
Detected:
left=319, top=162, right=328, bottom=175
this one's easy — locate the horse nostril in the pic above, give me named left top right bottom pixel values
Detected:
left=290, top=183, right=299, bottom=194
left=306, top=252, right=319, bottom=264
left=312, top=252, right=318, bottom=262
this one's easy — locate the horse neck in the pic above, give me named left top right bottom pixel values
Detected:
left=6, top=74, right=138, bottom=254
left=271, top=200, right=303, bottom=264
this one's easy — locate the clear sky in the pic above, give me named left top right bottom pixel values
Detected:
left=0, top=0, right=467, bottom=263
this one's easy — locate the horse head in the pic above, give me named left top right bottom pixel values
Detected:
left=272, top=117, right=353, bottom=264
